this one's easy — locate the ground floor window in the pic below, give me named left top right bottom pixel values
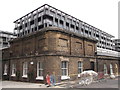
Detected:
left=36, top=62, right=44, bottom=80
left=110, top=64, right=113, bottom=75
left=61, top=61, right=68, bottom=76
left=90, top=62, right=95, bottom=71
left=22, top=62, right=28, bottom=78
left=4, top=64, right=7, bottom=75
left=37, top=62, right=43, bottom=77
left=61, top=61, right=70, bottom=80
left=11, top=63, right=16, bottom=76
left=104, top=64, right=107, bottom=75
left=115, top=64, right=118, bottom=75
left=78, top=61, right=83, bottom=74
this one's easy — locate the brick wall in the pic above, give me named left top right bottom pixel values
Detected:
left=2, top=27, right=119, bottom=83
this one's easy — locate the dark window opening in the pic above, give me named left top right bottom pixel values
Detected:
left=85, top=30, right=88, bottom=34
left=2, top=37, right=6, bottom=42
left=91, top=62, right=95, bottom=71
left=96, top=34, right=99, bottom=38
left=76, top=26, right=79, bottom=30
left=35, top=27, right=37, bottom=31
left=66, top=22, right=69, bottom=27
left=55, top=18, right=58, bottom=22
left=32, top=28, right=34, bottom=32
left=45, top=23, right=47, bottom=27
left=25, top=31, right=27, bottom=34
left=30, top=20, right=34, bottom=25
left=18, top=34, right=19, bottom=37
left=19, top=25, right=22, bottom=30
left=60, top=20, right=63, bottom=24
left=28, top=30, right=30, bottom=33
left=89, top=32, right=91, bottom=35
left=71, top=24, right=74, bottom=28
left=38, top=24, right=44, bottom=30
left=38, top=17, right=41, bottom=22
left=49, top=24, right=52, bottom=26
left=81, top=28, right=84, bottom=32
left=22, top=31, right=24, bottom=35
left=25, top=23, right=27, bottom=27
left=43, top=14, right=53, bottom=21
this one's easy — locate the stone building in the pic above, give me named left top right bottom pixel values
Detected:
left=2, top=27, right=119, bottom=83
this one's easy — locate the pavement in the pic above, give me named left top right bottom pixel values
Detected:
left=1, top=77, right=119, bottom=88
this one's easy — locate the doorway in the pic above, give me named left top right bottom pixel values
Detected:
left=90, top=62, right=95, bottom=71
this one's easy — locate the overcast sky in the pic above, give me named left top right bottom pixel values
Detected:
left=0, top=0, right=119, bottom=38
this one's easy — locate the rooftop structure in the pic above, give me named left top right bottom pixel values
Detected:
left=0, top=30, right=16, bottom=50
left=114, top=39, right=120, bottom=52
left=13, top=4, right=117, bottom=57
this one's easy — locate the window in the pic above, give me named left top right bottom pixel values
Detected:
left=11, top=63, right=16, bottom=76
left=23, top=62, right=28, bottom=78
left=115, top=64, right=118, bottom=75
left=37, top=62, right=43, bottom=77
left=58, top=38, right=68, bottom=47
left=38, top=38, right=46, bottom=49
left=25, top=23, right=27, bottom=27
left=19, top=25, right=22, bottom=30
left=38, top=17, right=41, bottom=22
left=58, top=38, right=68, bottom=52
left=88, top=44, right=93, bottom=55
left=76, top=42, right=82, bottom=50
left=4, top=64, right=7, bottom=75
left=104, top=64, right=108, bottom=75
left=61, top=61, right=68, bottom=76
left=60, top=20, right=63, bottom=25
left=30, top=20, right=34, bottom=25
left=78, top=61, right=83, bottom=74
left=110, top=64, right=113, bottom=75
left=71, top=24, right=74, bottom=29
left=24, top=42, right=31, bottom=55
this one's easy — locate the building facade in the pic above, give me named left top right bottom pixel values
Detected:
left=0, top=30, right=16, bottom=79
left=114, top=39, right=120, bottom=52
left=0, top=30, right=16, bottom=50
left=2, top=27, right=119, bottom=83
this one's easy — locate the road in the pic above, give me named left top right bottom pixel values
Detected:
left=73, top=77, right=119, bottom=88
left=1, top=77, right=119, bottom=88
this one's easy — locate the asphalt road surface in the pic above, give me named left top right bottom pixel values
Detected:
left=1, top=77, right=120, bottom=89
left=72, top=77, right=119, bottom=88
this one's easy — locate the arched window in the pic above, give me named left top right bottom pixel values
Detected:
left=78, top=61, right=83, bottom=74
left=115, top=64, right=118, bottom=75
left=22, top=62, right=28, bottom=78
left=110, top=64, right=113, bottom=75
left=11, top=63, right=16, bottom=76
left=4, top=64, right=7, bottom=75
left=61, top=61, right=68, bottom=76
left=104, top=64, right=107, bottom=75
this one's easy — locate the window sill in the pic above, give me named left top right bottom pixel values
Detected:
left=11, top=74, right=16, bottom=77
left=104, top=74, right=108, bottom=76
left=22, top=75, right=28, bottom=78
left=61, top=76, right=70, bottom=80
left=78, top=74, right=81, bottom=77
left=3, top=73, right=7, bottom=75
left=36, top=76, right=44, bottom=80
